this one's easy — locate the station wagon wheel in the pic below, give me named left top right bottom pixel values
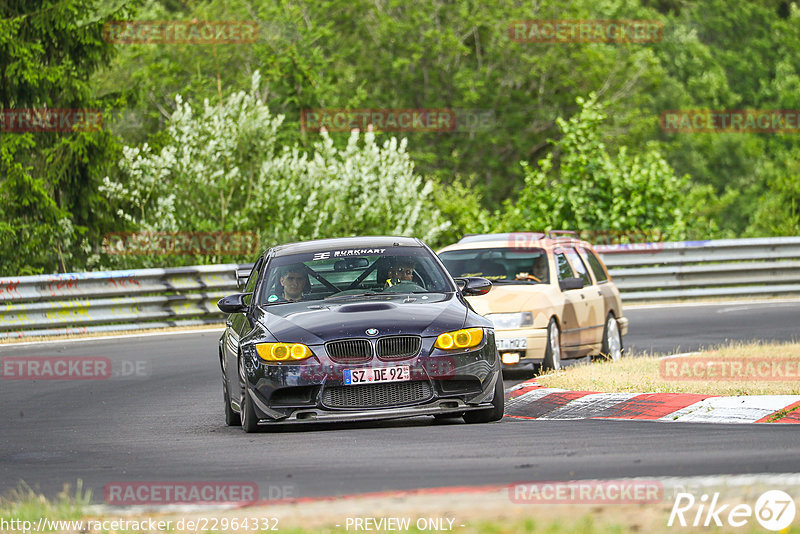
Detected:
left=600, top=314, right=623, bottom=362
left=541, top=318, right=562, bottom=372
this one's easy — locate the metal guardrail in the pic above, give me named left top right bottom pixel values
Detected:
left=0, top=264, right=251, bottom=339
left=596, top=236, right=800, bottom=300
left=1, top=237, right=799, bottom=339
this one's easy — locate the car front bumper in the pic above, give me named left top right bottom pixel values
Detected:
left=496, top=315, right=630, bottom=367
left=241, top=335, right=500, bottom=424
left=495, top=327, right=549, bottom=365
left=247, top=393, right=498, bottom=425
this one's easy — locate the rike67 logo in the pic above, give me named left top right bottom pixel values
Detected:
left=668, top=490, right=796, bottom=531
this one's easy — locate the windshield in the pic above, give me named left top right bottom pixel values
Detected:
left=438, top=247, right=550, bottom=284
left=257, top=247, right=454, bottom=304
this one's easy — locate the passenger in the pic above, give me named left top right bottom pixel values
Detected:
left=385, top=258, right=416, bottom=287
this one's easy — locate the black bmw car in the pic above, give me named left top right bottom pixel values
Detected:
left=217, top=236, right=503, bottom=432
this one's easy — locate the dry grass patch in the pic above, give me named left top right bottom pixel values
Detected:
left=536, top=341, right=800, bottom=396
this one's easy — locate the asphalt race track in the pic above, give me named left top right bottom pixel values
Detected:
left=623, top=300, right=800, bottom=354
left=1, top=300, right=799, bottom=501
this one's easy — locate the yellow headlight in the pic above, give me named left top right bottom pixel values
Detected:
left=256, top=343, right=313, bottom=362
left=435, top=328, right=483, bottom=350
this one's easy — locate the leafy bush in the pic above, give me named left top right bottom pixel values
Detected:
left=498, top=94, right=705, bottom=240
left=101, top=72, right=448, bottom=267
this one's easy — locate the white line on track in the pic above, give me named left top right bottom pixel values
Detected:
left=625, top=298, right=800, bottom=310
left=5, top=299, right=799, bottom=348
left=87, top=473, right=800, bottom=516
left=0, top=327, right=224, bottom=348
left=659, top=352, right=702, bottom=359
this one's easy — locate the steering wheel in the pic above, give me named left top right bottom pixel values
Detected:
left=515, top=273, right=540, bottom=282
left=412, top=271, right=427, bottom=288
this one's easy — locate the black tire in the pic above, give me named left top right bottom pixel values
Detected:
left=240, top=385, right=260, bottom=433
left=462, top=374, right=504, bottom=424
left=599, top=313, right=623, bottom=362
left=223, top=379, right=241, bottom=426
left=541, top=317, right=562, bottom=371
left=239, top=356, right=260, bottom=433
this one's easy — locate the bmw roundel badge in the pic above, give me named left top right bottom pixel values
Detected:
left=366, top=328, right=379, bottom=336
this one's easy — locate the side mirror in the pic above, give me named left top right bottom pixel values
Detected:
left=217, top=293, right=250, bottom=314
left=455, top=277, right=492, bottom=296
left=559, top=277, right=584, bottom=291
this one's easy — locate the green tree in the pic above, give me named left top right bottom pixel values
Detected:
left=499, top=94, right=703, bottom=239
left=96, top=0, right=673, bottom=205
left=101, top=72, right=448, bottom=267
left=0, top=0, right=137, bottom=275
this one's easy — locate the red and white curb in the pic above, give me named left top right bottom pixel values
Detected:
left=505, top=381, right=800, bottom=424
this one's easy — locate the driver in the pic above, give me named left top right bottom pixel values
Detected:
left=516, top=255, right=548, bottom=282
left=384, top=258, right=416, bottom=288
left=279, top=264, right=309, bottom=302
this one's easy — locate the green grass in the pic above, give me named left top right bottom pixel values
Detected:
left=0, top=480, right=91, bottom=524
left=766, top=403, right=800, bottom=422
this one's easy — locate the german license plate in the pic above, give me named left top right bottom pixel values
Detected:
left=344, top=366, right=410, bottom=385
left=497, top=337, right=527, bottom=350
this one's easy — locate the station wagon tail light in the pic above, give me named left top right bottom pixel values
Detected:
left=256, top=342, right=313, bottom=361
left=435, top=328, right=483, bottom=350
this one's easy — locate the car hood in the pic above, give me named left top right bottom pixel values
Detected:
left=255, top=293, right=468, bottom=345
left=466, top=283, right=558, bottom=316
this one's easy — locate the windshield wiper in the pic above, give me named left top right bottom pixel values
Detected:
left=324, top=291, right=383, bottom=300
